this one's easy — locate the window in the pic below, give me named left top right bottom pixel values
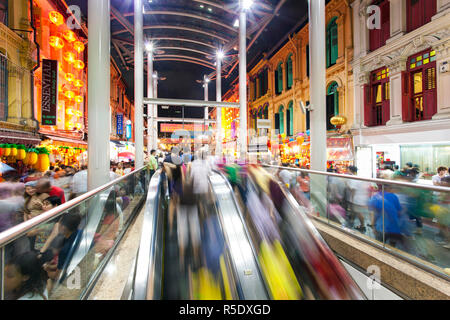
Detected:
left=286, top=54, right=293, bottom=90
left=365, top=67, right=390, bottom=126
left=407, top=0, right=436, bottom=32
left=275, top=113, right=280, bottom=132
left=370, top=0, right=390, bottom=52
left=262, top=103, right=268, bottom=119
left=0, top=54, right=7, bottom=121
left=275, top=63, right=283, bottom=95
left=405, top=49, right=437, bottom=121
left=326, top=17, right=338, bottom=68
left=326, top=82, right=339, bottom=130
left=253, top=79, right=257, bottom=101
left=306, top=44, right=310, bottom=78
left=0, top=0, right=7, bottom=26
left=279, top=105, right=284, bottom=134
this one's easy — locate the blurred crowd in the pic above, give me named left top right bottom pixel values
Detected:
left=277, top=162, right=450, bottom=271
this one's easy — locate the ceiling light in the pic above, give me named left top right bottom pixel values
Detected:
left=200, top=4, right=204, bottom=8
left=242, top=0, right=254, bottom=10
left=208, top=7, right=212, bottom=12
left=234, top=19, right=239, bottom=27
left=205, top=77, right=210, bottom=83
left=217, top=50, right=224, bottom=60
left=145, top=41, right=153, bottom=52
left=152, top=72, right=158, bottom=78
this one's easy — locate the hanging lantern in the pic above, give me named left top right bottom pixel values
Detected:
left=23, top=150, right=30, bottom=165
left=74, top=60, right=85, bottom=70
left=75, top=95, right=83, bottom=104
left=2, top=144, right=11, bottom=157
left=59, top=84, right=64, bottom=93
left=63, top=52, right=76, bottom=64
left=10, top=144, right=18, bottom=157
left=49, top=11, right=64, bottom=26
left=74, top=79, right=84, bottom=88
left=28, top=149, right=38, bottom=165
left=73, top=41, right=85, bottom=53
left=75, top=123, right=82, bottom=130
left=63, top=30, right=76, bottom=42
left=16, top=145, right=26, bottom=160
left=65, top=108, right=74, bottom=115
left=65, top=90, right=75, bottom=100
left=64, top=73, right=75, bottom=83
left=330, top=115, right=347, bottom=129
left=49, top=36, right=64, bottom=49
left=296, top=136, right=304, bottom=145
left=37, top=148, right=50, bottom=172
left=75, top=110, right=82, bottom=118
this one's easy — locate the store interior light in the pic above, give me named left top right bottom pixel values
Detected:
left=49, top=11, right=64, bottom=26
left=205, top=77, right=210, bottom=83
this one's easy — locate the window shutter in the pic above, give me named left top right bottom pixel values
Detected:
left=401, top=71, right=413, bottom=122
left=423, top=66, right=437, bottom=120
left=278, top=65, right=283, bottom=92
left=274, top=69, right=279, bottom=94
left=331, top=24, right=338, bottom=65
left=363, top=84, right=373, bottom=126
left=326, top=28, right=331, bottom=67
left=382, top=82, right=390, bottom=125
left=424, top=0, right=436, bottom=25
left=275, top=113, right=280, bottom=131
left=381, top=1, right=390, bottom=45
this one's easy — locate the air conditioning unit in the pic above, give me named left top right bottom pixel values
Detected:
left=440, top=61, right=449, bottom=73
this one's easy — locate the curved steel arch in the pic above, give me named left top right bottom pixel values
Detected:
left=154, top=54, right=214, bottom=66
left=124, top=10, right=237, bottom=34
left=153, top=58, right=215, bottom=70
left=114, top=25, right=230, bottom=43
left=150, top=37, right=217, bottom=49
left=153, top=46, right=213, bottom=57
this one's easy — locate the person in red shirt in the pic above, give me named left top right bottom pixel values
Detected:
left=36, top=179, right=66, bottom=204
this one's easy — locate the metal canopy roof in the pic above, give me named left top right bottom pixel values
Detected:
left=109, top=0, right=281, bottom=81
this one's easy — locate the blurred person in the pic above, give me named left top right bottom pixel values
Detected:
left=117, top=187, right=130, bottom=211
left=190, top=151, right=212, bottom=211
left=36, top=179, right=65, bottom=204
left=147, top=149, right=158, bottom=178
left=296, top=171, right=310, bottom=200
left=369, top=184, right=409, bottom=250
left=277, top=163, right=294, bottom=188
left=432, top=166, right=448, bottom=186
left=431, top=176, right=450, bottom=248
left=0, top=181, right=25, bottom=232
left=70, top=165, right=88, bottom=199
left=379, top=164, right=394, bottom=180
left=116, top=162, right=125, bottom=176
left=43, top=212, right=82, bottom=282
left=345, top=166, right=372, bottom=233
left=4, top=251, right=47, bottom=300
left=23, top=181, right=49, bottom=220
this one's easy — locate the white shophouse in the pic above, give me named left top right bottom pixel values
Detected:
left=351, top=0, right=450, bottom=180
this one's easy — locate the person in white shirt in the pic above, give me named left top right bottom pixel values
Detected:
left=432, top=166, right=448, bottom=186
left=70, top=166, right=88, bottom=198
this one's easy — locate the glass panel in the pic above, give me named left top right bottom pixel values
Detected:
left=382, top=74, right=386, bottom=79
left=416, top=55, right=422, bottom=61
left=430, top=50, right=436, bottom=57
left=414, top=72, right=423, bottom=94
left=410, top=63, right=416, bottom=69
left=385, top=82, right=390, bottom=101
left=423, top=53, right=429, bottom=59
left=430, top=56, right=436, bottom=62
left=415, top=96, right=424, bottom=120
left=416, top=61, right=422, bottom=67
left=382, top=69, right=386, bottom=74
left=423, top=58, right=429, bottom=64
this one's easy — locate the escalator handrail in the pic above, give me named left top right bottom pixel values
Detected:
left=133, top=170, right=162, bottom=300
left=210, top=169, right=270, bottom=300
left=0, top=166, right=148, bottom=248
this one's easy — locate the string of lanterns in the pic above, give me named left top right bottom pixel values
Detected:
left=0, top=144, right=51, bottom=172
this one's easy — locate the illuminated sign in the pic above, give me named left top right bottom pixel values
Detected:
left=41, top=59, right=59, bottom=126
left=160, top=123, right=209, bottom=133
left=126, top=123, right=132, bottom=139
left=116, top=114, right=123, bottom=135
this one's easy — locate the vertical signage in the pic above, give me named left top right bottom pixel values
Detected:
left=41, top=59, right=59, bottom=126
left=116, top=114, right=124, bottom=135
left=126, top=120, right=132, bottom=140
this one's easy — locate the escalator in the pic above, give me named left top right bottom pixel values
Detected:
left=131, top=169, right=269, bottom=300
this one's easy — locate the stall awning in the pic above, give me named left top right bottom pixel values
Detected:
left=0, top=128, right=41, bottom=145
left=42, top=135, right=87, bottom=146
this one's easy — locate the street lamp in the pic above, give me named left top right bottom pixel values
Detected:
left=242, top=0, right=254, bottom=10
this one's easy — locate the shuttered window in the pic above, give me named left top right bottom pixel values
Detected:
left=369, top=0, right=390, bottom=52
left=407, top=0, right=436, bottom=32
left=286, top=54, right=293, bottom=90
left=366, top=67, right=390, bottom=127
left=0, top=54, right=7, bottom=121
left=326, top=17, right=338, bottom=68
left=406, top=48, right=437, bottom=121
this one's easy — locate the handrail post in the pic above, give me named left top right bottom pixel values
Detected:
left=1, top=246, right=4, bottom=300
left=382, top=184, right=385, bottom=247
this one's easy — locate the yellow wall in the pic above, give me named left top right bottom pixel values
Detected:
left=248, top=0, right=354, bottom=137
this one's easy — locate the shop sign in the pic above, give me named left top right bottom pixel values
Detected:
left=161, top=123, right=208, bottom=133
left=257, top=119, right=271, bottom=129
left=116, top=114, right=124, bottom=135
left=41, top=59, right=59, bottom=126
left=326, top=137, right=354, bottom=161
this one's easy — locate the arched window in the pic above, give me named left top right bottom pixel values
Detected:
left=279, top=105, right=285, bottom=134
left=326, top=17, right=338, bottom=68
left=326, top=82, right=339, bottom=130
left=263, top=103, right=269, bottom=119
left=286, top=54, right=293, bottom=90
left=275, top=62, right=283, bottom=95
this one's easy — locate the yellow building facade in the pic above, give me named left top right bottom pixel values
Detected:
left=0, top=0, right=39, bottom=144
left=247, top=0, right=354, bottom=139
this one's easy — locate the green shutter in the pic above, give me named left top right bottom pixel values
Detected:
left=279, top=107, right=284, bottom=134
left=287, top=56, right=293, bottom=89
left=289, top=102, right=294, bottom=136
left=278, top=64, right=283, bottom=93
left=331, top=23, right=338, bottom=65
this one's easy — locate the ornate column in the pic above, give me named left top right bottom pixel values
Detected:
left=386, top=57, right=407, bottom=126
left=352, top=64, right=370, bottom=129
left=359, top=1, right=370, bottom=58
left=432, top=39, right=450, bottom=119
left=336, top=15, right=345, bottom=64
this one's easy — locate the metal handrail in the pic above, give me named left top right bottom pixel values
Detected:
left=0, top=166, right=147, bottom=247
left=263, top=165, right=450, bottom=192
